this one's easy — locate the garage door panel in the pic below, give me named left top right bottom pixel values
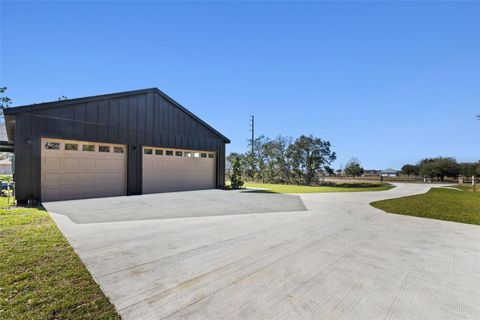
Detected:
left=95, top=159, right=110, bottom=170
left=62, top=185, right=90, bottom=196
left=144, top=160, right=154, bottom=170
left=111, top=159, right=126, bottom=170
left=96, top=173, right=111, bottom=181
left=43, top=188, right=62, bottom=200
left=41, top=138, right=127, bottom=201
left=64, top=158, right=80, bottom=170
left=44, top=158, right=61, bottom=170
left=44, top=173, right=61, bottom=183
left=142, top=147, right=216, bottom=194
left=96, top=172, right=124, bottom=183
left=110, top=172, right=125, bottom=181
left=79, top=158, right=96, bottom=169
left=63, top=173, right=79, bottom=183
left=79, top=173, right=96, bottom=182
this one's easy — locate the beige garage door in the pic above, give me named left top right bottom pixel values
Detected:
left=41, top=138, right=127, bottom=201
left=142, top=147, right=216, bottom=194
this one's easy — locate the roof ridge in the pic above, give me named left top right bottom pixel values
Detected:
left=3, top=88, right=230, bottom=143
left=5, top=88, right=157, bottom=110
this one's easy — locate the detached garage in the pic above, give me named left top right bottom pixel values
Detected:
left=2, top=88, right=230, bottom=203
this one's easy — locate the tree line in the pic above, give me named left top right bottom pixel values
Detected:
left=401, top=157, right=479, bottom=182
left=227, top=134, right=336, bottom=186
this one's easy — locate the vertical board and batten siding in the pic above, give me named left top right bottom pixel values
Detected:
left=13, top=92, right=226, bottom=202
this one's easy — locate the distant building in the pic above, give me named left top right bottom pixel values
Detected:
left=0, top=123, right=13, bottom=174
left=380, top=168, right=399, bottom=177
left=0, top=123, right=13, bottom=153
left=0, top=159, right=12, bottom=175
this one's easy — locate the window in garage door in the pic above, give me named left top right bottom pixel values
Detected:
left=41, top=138, right=127, bottom=202
left=142, top=146, right=216, bottom=194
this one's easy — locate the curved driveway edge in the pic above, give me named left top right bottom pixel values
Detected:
left=48, top=183, right=480, bottom=320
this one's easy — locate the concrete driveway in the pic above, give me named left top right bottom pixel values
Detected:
left=42, top=189, right=307, bottom=223
left=45, top=184, right=480, bottom=320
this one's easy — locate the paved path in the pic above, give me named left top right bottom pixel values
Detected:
left=46, top=184, right=480, bottom=320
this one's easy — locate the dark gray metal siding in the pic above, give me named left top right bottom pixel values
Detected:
left=13, top=92, right=226, bottom=202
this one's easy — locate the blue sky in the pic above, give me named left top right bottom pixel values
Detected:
left=1, top=1, right=479, bottom=169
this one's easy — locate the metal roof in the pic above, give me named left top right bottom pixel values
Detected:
left=3, top=88, right=230, bottom=143
left=381, top=168, right=398, bottom=173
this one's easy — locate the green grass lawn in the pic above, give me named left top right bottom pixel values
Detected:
left=0, top=174, right=13, bottom=182
left=244, top=182, right=394, bottom=193
left=453, top=184, right=479, bottom=192
left=0, top=198, right=120, bottom=320
left=371, top=185, right=480, bottom=225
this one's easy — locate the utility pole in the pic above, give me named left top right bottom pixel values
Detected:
left=250, top=115, right=255, bottom=155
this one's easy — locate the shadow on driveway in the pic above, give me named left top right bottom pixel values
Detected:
left=43, top=189, right=307, bottom=224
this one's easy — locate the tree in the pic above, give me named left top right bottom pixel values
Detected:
left=0, top=87, right=12, bottom=123
left=261, top=136, right=292, bottom=184
left=418, top=157, right=459, bottom=182
left=458, top=162, right=480, bottom=177
left=286, top=135, right=336, bottom=185
left=58, top=95, right=68, bottom=101
left=344, top=158, right=364, bottom=178
left=323, top=166, right=335, bottom=176
left=401, top=164, right=419, bottom=176
left=231, top=133, right=336, bottom=185
left=436, top=157, right=459, bottom=181
left=228, top=153, right=244, bottom=189
left=227, top=152, right=244, bottom=177
left=418, top=158, right=435, bottom=179
left=244, top=135, right=270, bottom=182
